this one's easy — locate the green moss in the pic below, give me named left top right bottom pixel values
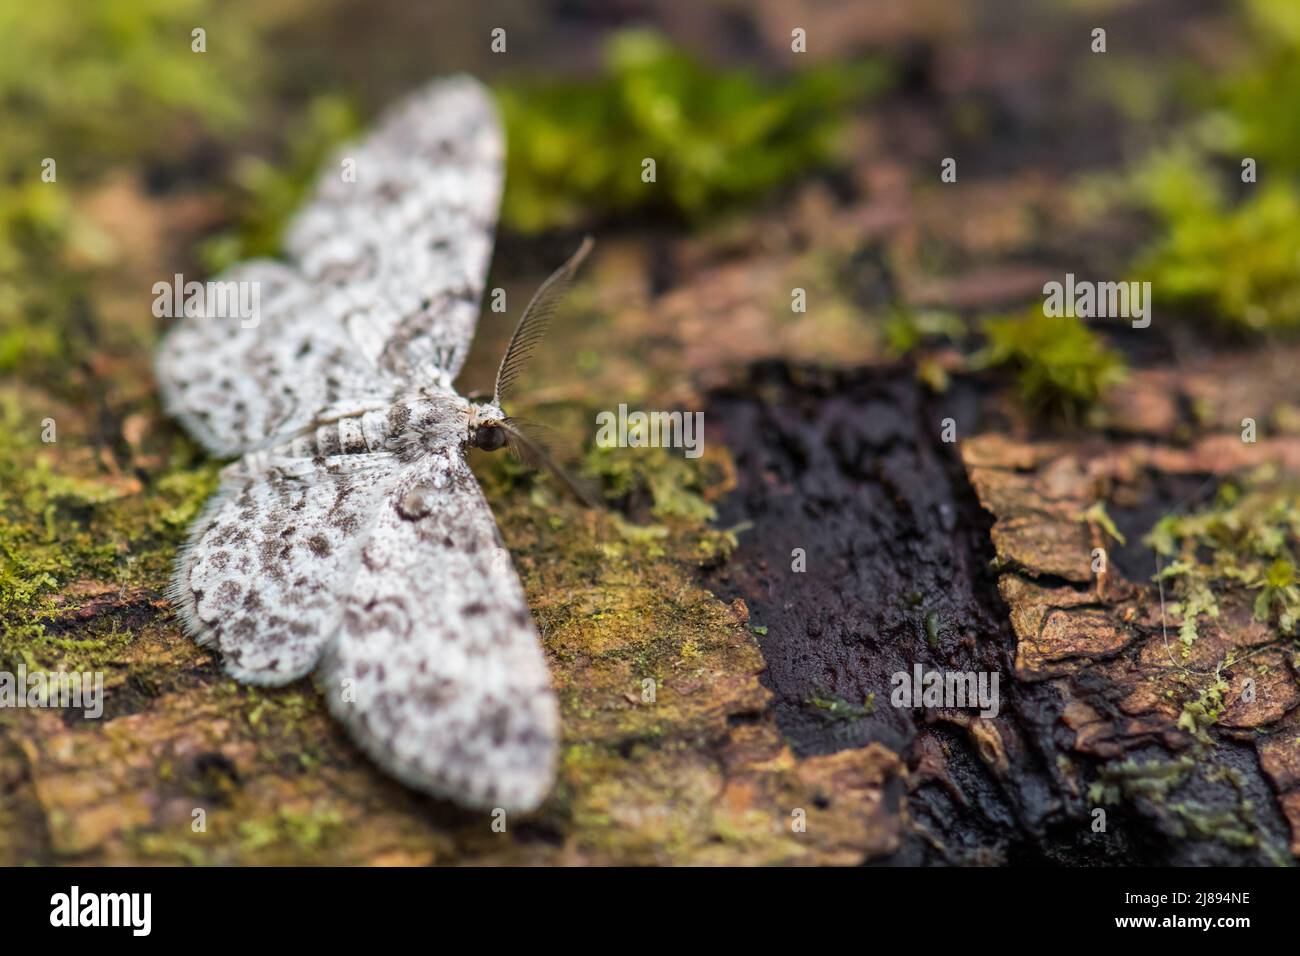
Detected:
left=1167, top=801, right=1257, bottom=847
left=1177, top=665, right=1231, bottom=743
left=1092, top=723, right=1284, bottom=858
left=583, top=422, right=718, bottom=523
left=924, top=611, right=941, bottom=649
left=1132, top=151, right=1300, bottom=334
left=0, top=2, right=359, bottom=737
left=238, top=805, right=344, bottom=853
left=807, top=692, right=874, bottom=722
left=1159, top=565, right=1219, bottom=650
left=1078, top=501, right=1126, bottom=546
left=882, top=307, right=965, bottom=357
left=495, top=29, right=887, bottom=231
left=975, top=309, right=1127, bottom=419
left=0, top=0, right=258, bottom=173
left=696, top=524, right=745, bottom=567
left=1116, top=1, right=1300, bottom=336
left=1088, top=755, right=1195, bottom=805
left=1148, top=469, right=1300, bottom=647
left=0, top=387, right=218, bottom=672
left=1204, top=0, right=1300, bottom=176
left=882, top=307, right=966, bottom=394
left=1253, top=557, right=1300, bottom=631
left=0, top=183, right=87, bottom=391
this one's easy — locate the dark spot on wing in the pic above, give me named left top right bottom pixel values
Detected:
left=214, top=579, right=241, bottom=609
left=487, top=706, right=510, bottom=746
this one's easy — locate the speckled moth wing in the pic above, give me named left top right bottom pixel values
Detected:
left=316, top=450, right=559, bottom=813
left=285, top=75, right=504, bottom=387
left=154, top=260, right=396, bottom=457
left=155, top=76, right=504, bottom=457
left=170, top=452, right=402, bottom=686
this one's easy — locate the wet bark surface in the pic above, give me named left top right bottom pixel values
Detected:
left=707, top=362, right=1006, bottom=761
left=705, top=361, right=1297, bottom=865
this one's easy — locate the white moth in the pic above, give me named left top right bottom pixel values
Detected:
left=155, top=77, right=592, bottom=813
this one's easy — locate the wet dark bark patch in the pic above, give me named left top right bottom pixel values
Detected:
left=704, top=362, right=1053, bottom=862
left=702, top=361, right=1284, bottom=865
left=705, top=361, right=1010, bottom=759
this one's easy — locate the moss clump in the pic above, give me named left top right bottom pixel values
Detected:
left=1158, top=565, right=1219, bottom=652
left=1131, top=151, right=1300, bottom=334
left=1204, top=0, right=1300, bottom=177
left=1120, top=2, right=1300, bottom=335
left=882, top=307, right=965, bottom=358
left=1148, top=469, right=1300, bottom=648
left=976, top=310, right=1127, bottom=419
left=1078, top=501, right=1126, bottom=546
left=495, top=29, right=886, bottom=231
left=1254, top=557, right=1300, bottom=631
left=0, top=378, right=220, bottom=673
left=1177, top=666, right=1231, bottom=744
left=583, top=416, right=719, bottom=523
left=238, top=805, right=344, bottom=854
left=807, top=692, right=874, bottom=722
left=1088, top=755, right=1196, bottom=805
left=0, top=0, right=258, bottom=170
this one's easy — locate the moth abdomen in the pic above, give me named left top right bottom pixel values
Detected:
left=316, top=408, right=390, bottom=455
left=265, top=408, right=392, bottom=460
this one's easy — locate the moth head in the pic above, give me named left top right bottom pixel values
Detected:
left=467, top=402, right=508, bottom=452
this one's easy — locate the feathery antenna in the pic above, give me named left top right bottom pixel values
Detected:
left=493, top=237, right=593, bottom=405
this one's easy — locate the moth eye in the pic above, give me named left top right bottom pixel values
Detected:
left=475, top=424, right=506, bottom=452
